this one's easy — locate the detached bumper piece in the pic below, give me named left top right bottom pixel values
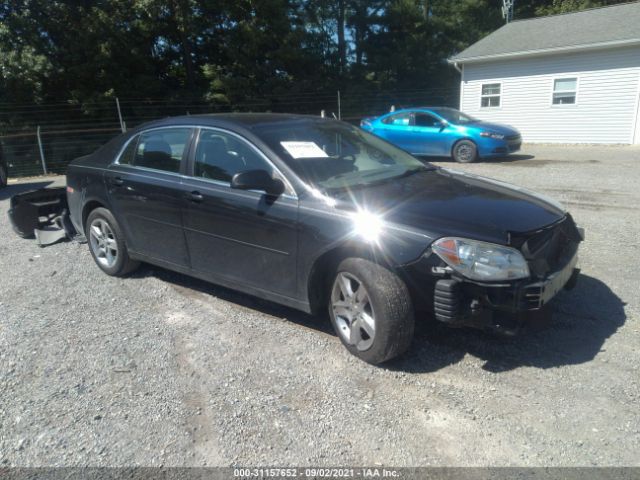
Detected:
left=8, top=187, right=77, bottom=246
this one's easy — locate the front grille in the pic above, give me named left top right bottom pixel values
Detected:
left=506, top=134, right=521, bottom=142
left=512, top=215, right=581, bottom=279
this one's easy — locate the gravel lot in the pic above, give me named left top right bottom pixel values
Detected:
left=1, top=144, right=639, bottom=467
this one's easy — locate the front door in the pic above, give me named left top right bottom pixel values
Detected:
left=181, top=128, right=299, bottom=299
left=411, top=112, right=448, bottom=156
left=105, top=127, right=195, bottom=267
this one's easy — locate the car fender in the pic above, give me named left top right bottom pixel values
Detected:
left=297, top=200, right=434, bottom=311
left=67, top=166, right=112, bottom=236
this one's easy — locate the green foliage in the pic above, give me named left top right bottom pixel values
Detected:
left=0, top=0, right=632, bottom=111
left=516, top=0, right=629, bottom=18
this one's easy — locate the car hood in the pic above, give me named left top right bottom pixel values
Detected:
left=466, top=121, right=520, bottom=136
left=332, top=168, right=565, bottom=244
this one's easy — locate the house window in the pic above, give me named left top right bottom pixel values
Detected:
left=552, top=78, right=577, bottom=105
left=481, top=83, right=501, bottom=107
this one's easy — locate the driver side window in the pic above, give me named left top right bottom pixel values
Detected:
left=413, top=113, right=441, bottom=128
left=194, top=130, right=273, bottom=184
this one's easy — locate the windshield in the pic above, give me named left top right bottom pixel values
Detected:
left=430, top=108, right=478, bottom=125
left=251, top=119, right=432, bottom=192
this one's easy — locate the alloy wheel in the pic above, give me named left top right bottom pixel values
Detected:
left=89, top=218, right=118, bottom=268
left=331, top=272, right=376, bottom=351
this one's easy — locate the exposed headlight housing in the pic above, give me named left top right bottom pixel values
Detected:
left=480, top=131, right=505, bottom=140
left=432, top=237, right=529, bottom=282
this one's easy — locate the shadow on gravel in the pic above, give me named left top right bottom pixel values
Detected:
left=130, top=266, right=624, bottom=374
left=388, top=274, right=626, bottom=374
left=131, top=264, right=334, bottom=335
left=421, top=154, right=535, bottom=164
left=484, top=154, right=536, bottom=163
left=0, top=181, right=53, bottom=201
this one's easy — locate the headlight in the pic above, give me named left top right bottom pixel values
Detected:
left=480, top=131, right=505, bottom=140
left=432, top=237, right=529, bottom=281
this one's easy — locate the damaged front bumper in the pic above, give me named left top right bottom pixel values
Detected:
left=433, top=251, right=581, bottom=335
left=8, top=187, right=77, bottom=246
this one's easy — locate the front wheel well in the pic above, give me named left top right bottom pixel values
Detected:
left=451, top=138, right=479, bottom=163
left=451, top=137, right=476, bottom=153
left=306, top=244, right=393, bottom=315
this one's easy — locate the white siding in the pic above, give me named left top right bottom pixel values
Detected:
left=634, top=73, right=640, bottom=144
left=460, top=46, right=640, bottom=144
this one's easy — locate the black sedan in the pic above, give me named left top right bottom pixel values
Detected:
left=65, top=114, right=583, bottom=364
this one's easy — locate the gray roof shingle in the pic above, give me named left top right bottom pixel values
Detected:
left=450, top=1, right=640, bottom=63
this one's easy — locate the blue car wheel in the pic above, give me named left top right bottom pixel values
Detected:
left=452, top=140, right=478, bottom=163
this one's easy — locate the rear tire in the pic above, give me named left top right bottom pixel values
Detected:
left=452, top=139, right=478, bottom=163
left=86, top=207, right=139, bottom=276
left=328, top=258, right=414, bottom=364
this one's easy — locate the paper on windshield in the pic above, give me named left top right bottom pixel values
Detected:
left=280, top=141, right=328, bottom=159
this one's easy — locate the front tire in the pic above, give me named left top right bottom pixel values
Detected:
left=86, top=207, right=139, bottom=276
left=452, top=139, right=478, bottom=163
left=328, top=258, right=414, bottom=364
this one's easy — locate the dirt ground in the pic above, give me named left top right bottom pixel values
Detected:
left=1, top=144, right=638, bottom=466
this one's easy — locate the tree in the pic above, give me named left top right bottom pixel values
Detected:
left=516, top=0, right=630, bottom=18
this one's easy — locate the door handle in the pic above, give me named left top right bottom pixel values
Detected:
left=188, top=191, right=204, bottom=203
left=111, top=176, right=124, bottom=186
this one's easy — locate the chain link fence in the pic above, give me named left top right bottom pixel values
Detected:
left=0, top=86, right=458, bottom=178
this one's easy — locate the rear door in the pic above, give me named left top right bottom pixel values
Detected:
left=374, top=113, right=414, bottom=152
left=181, top=128, right=299, bottom=298
left=105, top=127, right=195, bottom=267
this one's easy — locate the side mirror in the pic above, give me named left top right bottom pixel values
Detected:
left=231, top=169, right=285, bottom=197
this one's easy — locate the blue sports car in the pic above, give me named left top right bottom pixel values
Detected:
left=360, top=107, right=522, bottom=163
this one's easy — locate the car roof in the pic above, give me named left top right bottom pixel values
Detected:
left=382, top=107, right=452, bottom=115
left=138, top=112, right=329, bottom=131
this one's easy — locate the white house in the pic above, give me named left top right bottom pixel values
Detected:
left=448, top=2, right=640, bottom=144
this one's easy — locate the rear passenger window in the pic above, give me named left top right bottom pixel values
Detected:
left=382, top=113, right=411, bottom=126
left=133, top=128, right=192, bottom=173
